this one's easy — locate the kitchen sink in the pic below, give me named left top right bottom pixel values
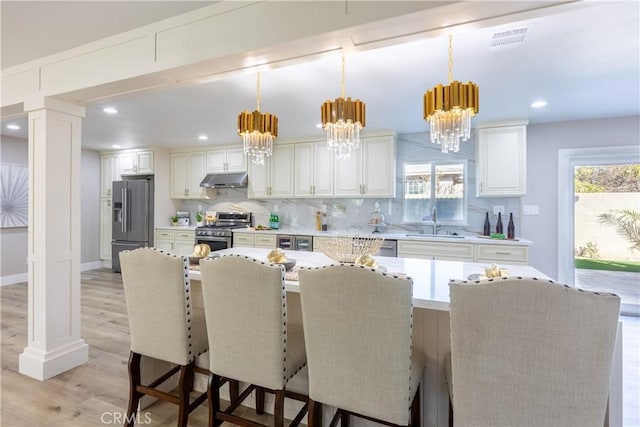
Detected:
left=404, top=234, right=466, bottom=239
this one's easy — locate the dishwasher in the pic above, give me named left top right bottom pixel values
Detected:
left=375, top=239, right=397, bottom=257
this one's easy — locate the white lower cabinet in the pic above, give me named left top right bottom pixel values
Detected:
left=155, top=229, right=196, bottom=256
left=254, top=234, right=277, bottom=249
left=100, top=198, right=112, bottom=260
left=475, top=244, right=528, bottom=265
left=397, top=240, right=475, bottom=261
left=397, top=239, right=529, bottom=264
left=233, top=233, right=255, bottom=248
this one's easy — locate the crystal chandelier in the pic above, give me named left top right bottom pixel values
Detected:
left=423, top=35, right=479, bottom=153
left=320, top=54, right=366, bottom=160
left=238, top=73, right=278, bottom=165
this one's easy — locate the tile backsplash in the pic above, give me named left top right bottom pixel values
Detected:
left=180, top=132, right=522, bottom=236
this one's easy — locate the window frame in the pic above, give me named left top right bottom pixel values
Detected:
left=402, top=159, right=469, bottom=226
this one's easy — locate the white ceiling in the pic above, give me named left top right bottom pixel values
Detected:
left=1, top=1, right=638, bottom=152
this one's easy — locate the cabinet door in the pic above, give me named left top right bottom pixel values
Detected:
left=136, top=151, right=154, bottom=174
left=155, top=239, right=174, bottom=252
left=294, top=143, right=314, bottom=197
left=270, top=144, right=295, bottom=198
left=170, top=154, right=188, bottom=199
left=187, top=152, right=207, bottom=198
left=175, top=240, right=195, bottom=256
left=101, top=155, right=116, bottom=198
left=206, top=150, right=227, bottom=173
left=362, top=136, right=395, bottom=197
left=225, top=148, right=247, bottom=172
left=333, top=150, right=361, bottom=197
left=477, top=125, right=527, bottom=196
left=100, top=198, right=112, bottom=260
left=118, top=152, right=137, bottom=175
left=313, top=141, right=334, bottom=197
left=248, top=159, right=269, bottom=198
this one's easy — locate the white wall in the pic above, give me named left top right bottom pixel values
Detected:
left=522, top=115, right=640, bottom=277
left=0, top=136, right=101, bottom=284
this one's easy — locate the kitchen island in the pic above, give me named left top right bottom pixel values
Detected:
left=185, top=248, right=622, bottom=427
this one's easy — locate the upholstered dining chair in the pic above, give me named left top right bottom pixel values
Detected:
left=298, top=264, right=423, bottom=427
left=447, top=276, right=621, bottom=427
left=120, top=247, right=209, bottom=427
left=199, top=254, right=308, bottom=427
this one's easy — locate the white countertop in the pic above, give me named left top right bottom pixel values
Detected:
left=189, top=248, right=548, bottom=311
left=232, top=227, right=532, bottom=246
left=156, top=225, right=197, bottom=231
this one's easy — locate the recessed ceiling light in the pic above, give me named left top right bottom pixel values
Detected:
left=531, top=100, right=547, bottom=108
left=198, top=135, right=208, bottom=141
left=103, top=107, right=118, bottom=114
left=315, top=123, right=322, bottom=128
left=112, top=144, right=121, bottom=149
left=6, top=124, right=21, bottom=130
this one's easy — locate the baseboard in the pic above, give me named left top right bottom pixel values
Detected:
left=0, top=273, right=28, bottom=286
left=1, top=261, right=105, bottom=286
left=81, top=261, right=103, bottom=271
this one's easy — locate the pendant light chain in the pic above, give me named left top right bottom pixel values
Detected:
left=256, top=72, right=261, bottom=112
left=448, top=35, right=453, bottom=84
left=341, top=54, right=346, bottom=99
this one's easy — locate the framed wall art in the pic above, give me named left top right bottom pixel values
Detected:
left=0, top=163, right=28, bottom=228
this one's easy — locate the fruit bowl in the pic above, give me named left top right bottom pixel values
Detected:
left=189, top=256, right=204, bottom=265
left=274, top=258, right=296, bottom=271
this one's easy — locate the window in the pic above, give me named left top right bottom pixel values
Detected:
left=403, top=161, right=467, bottom=224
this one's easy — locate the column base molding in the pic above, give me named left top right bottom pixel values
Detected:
left=19, top=339, right=89, bottom=381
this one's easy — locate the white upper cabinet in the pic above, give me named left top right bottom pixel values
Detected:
left=477, top=121, right=527, bottom=197
left=100, top=154, right=120, bottom=198
left=294, top=141, right=334, bottom=197
left=248, top=144, right=294, bottom=199
left=118, top=150, right=154, bottom=175
left=334, top=135, right=396, bottom=198
left=206, top=147, right=246, bottom=173
left=170, top=152, right=209, bottom=199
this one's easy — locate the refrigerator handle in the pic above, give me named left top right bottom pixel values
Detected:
left=122, top=187, right=127, bottom=233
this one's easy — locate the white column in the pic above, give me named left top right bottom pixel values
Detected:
left=19, top=96, right=89, bottom=380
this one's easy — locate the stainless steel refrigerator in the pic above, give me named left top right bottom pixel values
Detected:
left=111, top=176, right=154, bottom=272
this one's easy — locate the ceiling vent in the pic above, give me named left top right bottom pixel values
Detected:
left=489, top=26, right=531, bottom=48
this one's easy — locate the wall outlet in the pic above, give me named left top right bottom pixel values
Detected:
left=523, top=205, right=539, bottom=215
left=492, top=205, right=504, bottom=215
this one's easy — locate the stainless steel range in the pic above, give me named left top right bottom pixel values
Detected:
left=195, top=212, right=252, bottom=252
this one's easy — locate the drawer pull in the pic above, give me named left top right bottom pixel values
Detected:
left=495, top=252, right=511, bottom=255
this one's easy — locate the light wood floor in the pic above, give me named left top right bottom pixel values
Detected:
left=0, top=268, right=276, bottom=427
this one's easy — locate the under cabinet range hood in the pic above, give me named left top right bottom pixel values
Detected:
left=199, top=172, right=248, bottom=188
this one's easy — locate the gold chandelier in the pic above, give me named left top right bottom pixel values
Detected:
left=320, top=54, right=366, bottom=159
left=238, top=72, right=278, bottom=165
left=423, top=35, right=479, bottom=153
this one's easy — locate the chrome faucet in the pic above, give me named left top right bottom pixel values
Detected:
left=431, top=207, right=438, bottom=235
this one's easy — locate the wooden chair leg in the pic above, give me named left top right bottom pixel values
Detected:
left=229, top=379, right=239, bottom=404
left=410, top=384, right=421, bottom=427
left=208, top=373, right=222, bottom=427
left=273, top=390, right=286, bottom=427
left=177, top=365, right=192, bottom=427
left=255, top=387, right=265, bottom=414
left=308, top=399, right=322, bottom=427
left=125, top=352, right=143, bottom=427
left=340, top=410, right=350, bottom=427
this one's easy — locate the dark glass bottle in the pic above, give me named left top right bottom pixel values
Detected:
left=507, top=212, right=515, bottom=239
left=496, top=212, right=503, bottom=235
left=483, top=212, right=491, bottom=236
